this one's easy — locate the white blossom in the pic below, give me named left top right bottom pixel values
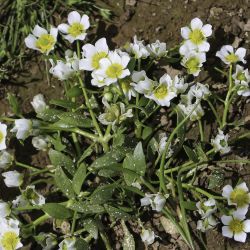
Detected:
left=0, top=122, right=7, bottom=151
left=126, top=36, right=150, bottom=59
left=58, top=237, right=76, bottom=250
left=0, top=201, right=11, bottom=218
left=2, top=171, right=23, bottom=187
left=211, top=129, right=230, bottom=154
left=32, top=135, right=49, bottom=151
left=196, top=198, right=217, bottom=219
left=147, top=40, right=167, bottom=58
left=31, top=94, right=47, bottom=114
left=140, top=193, right=166, bottom=212
left=11, top=119, right=32, bottom=140
left=140, top=229, right=155, bottom=245
left=0, top=151, right=13, bottom=170
left=197, top=215, right=218, bottom=232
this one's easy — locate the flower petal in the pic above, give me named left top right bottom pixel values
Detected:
left=243, top=219, right=250, bottom=232
left=221, top=215, right=232, bottom=225
left=233, top=209, right=246, bottom=220
left=82, top=44, right=97, bottom=58
left=222, top=226, right=233, bottom=238
left=234, top=232, right=247, bottom=242
left=237, top=182, right=249, bottom=192
left=81, top=14, right=90, bottom=29
left=119, top=69, right=130, bottom=79
left=201, top=24, right=212, bottom=37
left=24, top=34, right=37, bottom=50
left=68, top=11, right=81, bottom=25
left=95, top=38, right=109, bottom=54
left=235, top=48, right=246, bottom=63
left=197, top=41, right=210, bottom=52
left=50, top=27, right=58, bottom=40
left=58, top=23, right=69, bottom=34
left=222, top=185, right=233, bottom=198
left=33, top=25, right=47, bottom=37
left=79, top=59, right=93, bottom=71
left=190, top=18, right=203, bottom=30
left=181, top=27, right=191, bottom=39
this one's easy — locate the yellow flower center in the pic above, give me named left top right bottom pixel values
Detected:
left=106, top=63, right=123, bottom=78
left=35, top=34, right=55, bottom=53
left=92, top=52, right=107, bottom=69
left=229, top=218, right=244, bottom=234
left=120, top=79, right=131, bottom=93
left=1, top=231, right=20, bottom=250
left=237, top=72, right=246, bottom=82
left=189, top=29, right=205, bottom=45
left=154, top=84, right=168, bottom=99
left=230, top=188, right=249, bottom=207
left=185, top=57, right=200, bottom=74
left=0, top=131, right=4, bottom=143
left=225, top=53, right=238, bottom=63
left=68, top=23, right=85, bottom=37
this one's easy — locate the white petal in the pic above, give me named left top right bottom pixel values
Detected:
left=140, top=197, right=151, bottom=206
left=99, top=58, right=111, bottom=69
left=50, top=27, right=58, bottom=40
left=58, top=23, right=69, bottom=34
left=121, top=55, right=130, bottom=68
left=81, top=14, right=90, bottom=29
left=24, top=35, right=37, bottom=50
left=224, top=45, right=234, bottom=53
left=75, top=34, right=87, bottom=41
left=63, top=34, right=75, bottom=43
left=119, top=69, right=130, bottom=79
left=181, top=27, right=191, bottom=39
left=33, top=25, right=47, bottom=37
left=233, top=209, right=246, bottom=220
left=222, top=185, right=233, bottom=198
left=82, top=44, right=97, bottom=58
left=235, top=48, right=246, bottom=62
left=201, top=24, right=212, bottom=37
left=243, top=219, right=250, bottom=232
left=68, top=11, right=81, bottom=25
left=79, top=59, right=93, bottom=71
left=221, top=215, right=232, bottom=225
left=237, top=182, right=249, bottom=192
left=234, top=232, right=247, bottom=242
left=235, top=206, right=248, bottom=216
left=109, top=51, right=121, bottom=64
left=190, top=18, right=203, bottom=30
left=95, top=38, right=109, bottom=53
left=197, top=41, right=210, bottom=52
left=222, top=226, right=233, bottom=238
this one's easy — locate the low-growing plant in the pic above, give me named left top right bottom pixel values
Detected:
left=0, top=13, right=250, bottom=249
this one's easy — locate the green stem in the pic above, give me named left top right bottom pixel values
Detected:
left=198, top=119, right=204, bottom=142
left=71, top=211, right=78, bottom=234
left=207, top=99, right=222, bottom=127
left=222, top=64, right=233, bottom=128
left=71, top=132, right=81, bottom=157
left=100, top=232, right=112, bottom=250
left=15, top=161, right=40, bottom=171
left=45, top=59, right=50, bottom=86
left=32, top=214, right=50, bottom=227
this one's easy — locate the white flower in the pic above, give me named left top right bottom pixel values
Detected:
left=0, top=218, right=23, bottom=250
left=196, top=198, right=217, bottom=219
left=216, top=45, right=246, bottom=65
left=94, top=51, right=131, bottom=85
left=58, top=11, right=90, bottom=43
left=180, top=17, right=212, bottom=55
left=222, top=182, right=250, bottom=215
left=148, top=74, right=177, bottom=107
left=31, top=94, right=47, bottom=114
left=131, top=70, right=155, bottom=96
left=13, top=186, right=45, bottom=207
left=0, top=201, right=11, bottom=218
left=79, top=38, right=109, bottom=71
left=91, top=72, right=106, bottom=87
left=140, top=229, right=155, bottom=245
left=58, top=237, right=76, bottom=250
left=140, top=193, right=166, bottom=212
left=2, top=171, right=23, bottom=187
left=211, top=129, right=231, bottom=154
left=173, top=76, right=188, bottom=94
left=178, top=101, right=204, bottom=121
left=181, top=51, right=206, bottom=76
left=25, top=25, right=57, bottom=55
left=32, top=135, right=49, bottom=151
left=232, top=65, right=250, bottom=97
left=35, top=232, right=57, bottom=250
left=0, top=151, right=13, bottom=170
left=146, top=40, right=167, bottom=58
left=119, top=78, right=136, bottom=100
left=126, top=36, right=150, bottom=59
left=0, top=122, right=7, bottom=150
left=131, top=182, right=142, bottom=190
left=189, top=82, right=210, bottom=100
left=11, top=119, right=32, bottom=140
left=197, top=215, right=218, bottom=232
left=221, top=210, right=250, bottom=242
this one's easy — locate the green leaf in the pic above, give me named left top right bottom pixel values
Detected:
left=50, top=99, right=78, bottom=109
left=121, top=220, right=135, bottom=250
left=37, top=108, right=62, bottom=122
left=182, top=201, right=197, bottom=211
left=75, top=238, right=89, bottom=250
left=66, top=85, right=82, bottom=98
left=208, top=169, right=224, bottom=189
left=84, top=219, right=98, bottom=239
left=127, top=58, right=136, bottom=72
left=195, top=143, right=208, bottom=161
left=147, top=137, right=158, bottom=160
left=123, top=153, right=137, bottom=185
left=54, top=167, right=75, bottom=199
left=183, top=145, right=199, bottom=163
left=73, top=163, right=87, bottom=195
left=69, top=201, right=104, bottom=214
left=58, top=112, right=93, bottom=128
left=48, top=134, right=66, bottom=152
left=49, top=149, right=75, bottom=175
left=7, top=93, right=21, bottom=116
left=133, top=142, right=146, bottom=176
left=90, top=184, right=115, bottom=204
left=77, top=145, right=94, bottom=165
left=42, top=203, right=73, bottom=219
left=113, top=131, right=125, bottom=147
left=104, top=205, right=130, bottom=220
left=142, top=126, right=152, bottom=140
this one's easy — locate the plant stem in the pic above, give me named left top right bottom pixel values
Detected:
left=44, top=59, right=50, bottom=86
left=71, top=211, right=78, bottom=234
left=198, top=119, right=204, bottom=142
left=222, top=64, right=233, bottom=128
left=32, top=214, right=50, bottom=227
left=15, top=161, right=40, bottom=171
left=207, top=99, right=222, bottom=127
